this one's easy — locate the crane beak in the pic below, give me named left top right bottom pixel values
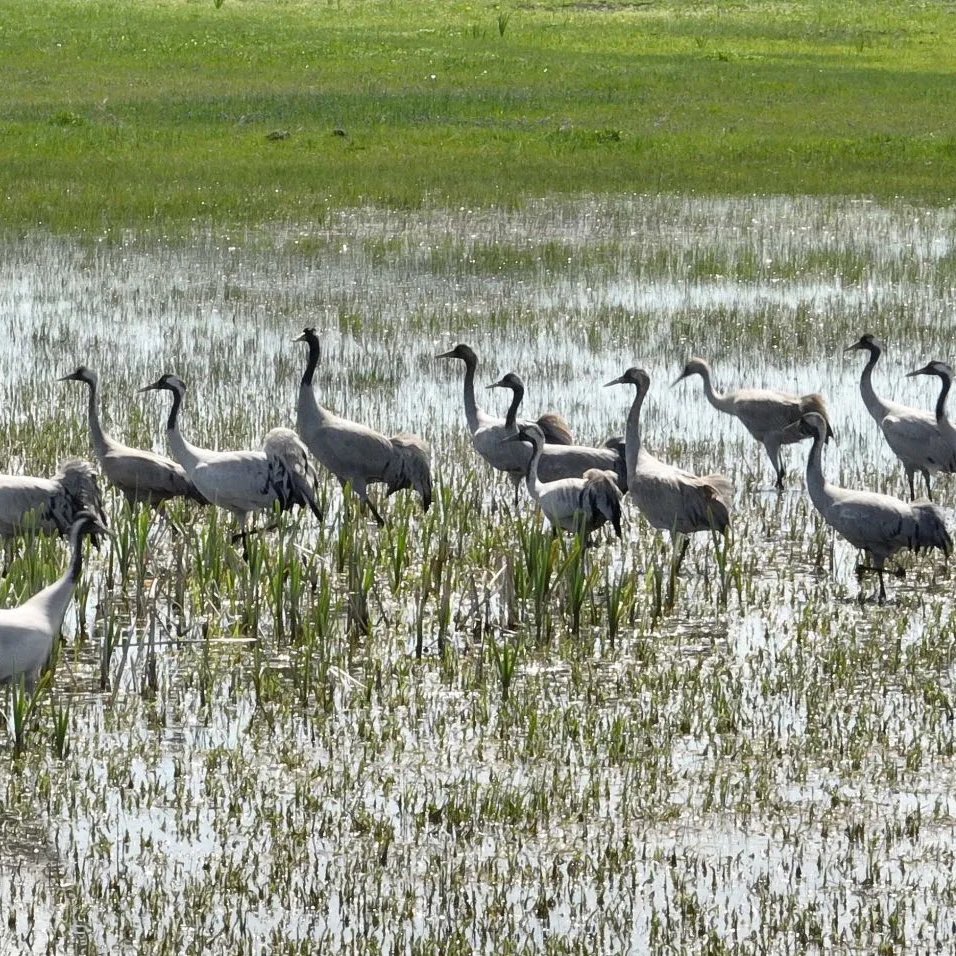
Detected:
left=292, top=332, right=308, bottom=343
left=435, top=349, right=456, bottom=360
left=906, top=365, right=931, bottom=378
left=57, top=370, right=80, bottom=382
left=604, top=376, right=623, bottom=387
left=486, top=379, right=505, bottom=390
left=137, top=379, right=162, bottom=393
left=843, top=340, right=864, bottom=353
left=671, top=370, right=689, bottom=387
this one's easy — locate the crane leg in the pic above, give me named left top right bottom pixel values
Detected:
left=906, top=469, right=917, bottom=501
left=923, top=469, right=933, bottom=500
left=363, top=497, right=385, bottom=527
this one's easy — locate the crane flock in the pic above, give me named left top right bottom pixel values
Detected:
left=1, top=328, right=955, bottom=690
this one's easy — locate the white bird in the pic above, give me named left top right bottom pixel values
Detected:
left=506, top=422, right=623, bottom=540
left=906, top=360, right=956, bottom=455
left=294, top=328, right=432, bottom=525
left=0, top=512, right=109, bottom=690
left=605, top=367, right=732, bottom=566
left=139, top=374, right=322, bottom=534
left=0, top=459, right=106, bottom=540
left=845, top=334, right=956, bottom=500
left=674, top=357, right=833, bottom=489
left=799, top=411, right=951, bottom=602
left=59, top=365, right=206, bottom=507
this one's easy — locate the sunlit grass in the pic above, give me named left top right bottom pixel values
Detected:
left=1, top=0, right=955, bottom=234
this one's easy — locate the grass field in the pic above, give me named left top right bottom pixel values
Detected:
left=1, top=0, right=955, bottom=233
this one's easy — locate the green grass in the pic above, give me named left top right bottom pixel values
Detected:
left=1, top=0, right=955, bottom=233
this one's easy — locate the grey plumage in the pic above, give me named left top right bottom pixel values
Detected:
left=437, top=345, right=585, bottom=496
left=488, top=372, right=628, bottom=493
left=846, top=334, right=956, bottom=500
left=0, top=512, right=109, bottom=690
left=507, top=423, right=623, bottom=539
left=606, top=367, right=732, bottom=539
left=139, top=374, right=322, bottom=531
left=294, top=328, right=432, bottom=525
left=906, top=360, right=956, bottom=460
left=59, top=365, right=206, bottom=507
left=674, top=356, right=833, bottom=489
left=800, top=411, right=951, bottom=602
left=0, top=459, right=107, bottom=540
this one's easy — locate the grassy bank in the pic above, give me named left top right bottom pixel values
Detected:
left=1, top=0, right=954, bottom=233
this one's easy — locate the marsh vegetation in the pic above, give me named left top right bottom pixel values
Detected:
left=2, top=195, right=956, bottom=952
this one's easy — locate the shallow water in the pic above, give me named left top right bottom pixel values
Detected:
left=2, top=194, right=956, bottom=953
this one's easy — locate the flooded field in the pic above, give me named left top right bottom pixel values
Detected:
left=1, top=195, right=956, bottom=953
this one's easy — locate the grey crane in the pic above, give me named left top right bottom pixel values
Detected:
left=845, top=334, right=956, bottom=500
left=674, top=357, right=833, bottom=489
left=59, top=365, right=205, bottom=507
left=605, top=366, right=732, bottom=568
left=799, top=411, right=951, bottom=603
left=293, top=328, right=432, bottom=526
left=0, top=459, right=106, bottom=540
left=0, top=512, right=109, bottom=690
left=488, top=372, right=628, bottom=494
left=139, top=374, right=322, bottom=536
left=506, top=422, right=622, bottom=541
left=437, top=345, right=580, bottom=499
left=906, top=360, right=956, bottom=456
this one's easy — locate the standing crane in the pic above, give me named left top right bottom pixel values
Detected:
left=674, top=357, right=833, bottom=489
left=605, top=366, right=732, bottom=570
left=437, top=345, right=580, bottom=500
left=845, top=334, right=956, bottom=500
left=0, top=459, right=106, bottom=540
left=906, top=360, right=956, bottom=457
left=59, top=365, right=206, bottom=507
left=799, top=411, right=951, bottom=603
left=488, top=372, right=628, bottom=493
left=0, top=512, right=109, bottom=690
left=505, top=422, right=622, bottom=541
left=293, top=328, right=432, bottom=525
left=139, top=374, right=322, bottom=538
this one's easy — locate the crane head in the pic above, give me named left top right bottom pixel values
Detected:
left=435, top=343, right=477, bottom=366
left=844, top=333, right=883, bottom=355
left=604, top=367, right=650, bottom=394
left=293, top=327, right=319, bottom=345
left=799, top=412, right=830, bottom=443
left=487, top=372, right=524, bottom=393
left=672, top=358, right=709, bottom=386
left=138, top=373, right=187, bottom=396
left=58, top=365, right=97, bottom=385
left=907, top=360, right=954, bottom=382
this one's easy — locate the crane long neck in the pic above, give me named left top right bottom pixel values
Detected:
left=301, top=335, right=320, bottom=387
left=164, top=388, right=200, bottom=473
left=461, top=355, right=480, bottom=434
left=524, top=438, right=543, bottom=498
left=67, top=523, right=88, bottom=584
left=804, top=432, right=833, bottom=515
left=934, top=374, right=952, bottom=424
left=504, top=383, right=523, bottom=430
left=697, top=366, right=731, bottom=413
left=858, top=347, right=886, bottom=421
left=623, top=385, right=645, bottom=481
left=84, top=379, right=110, bottom=459
left=32, top=525, right=87, bottom=630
